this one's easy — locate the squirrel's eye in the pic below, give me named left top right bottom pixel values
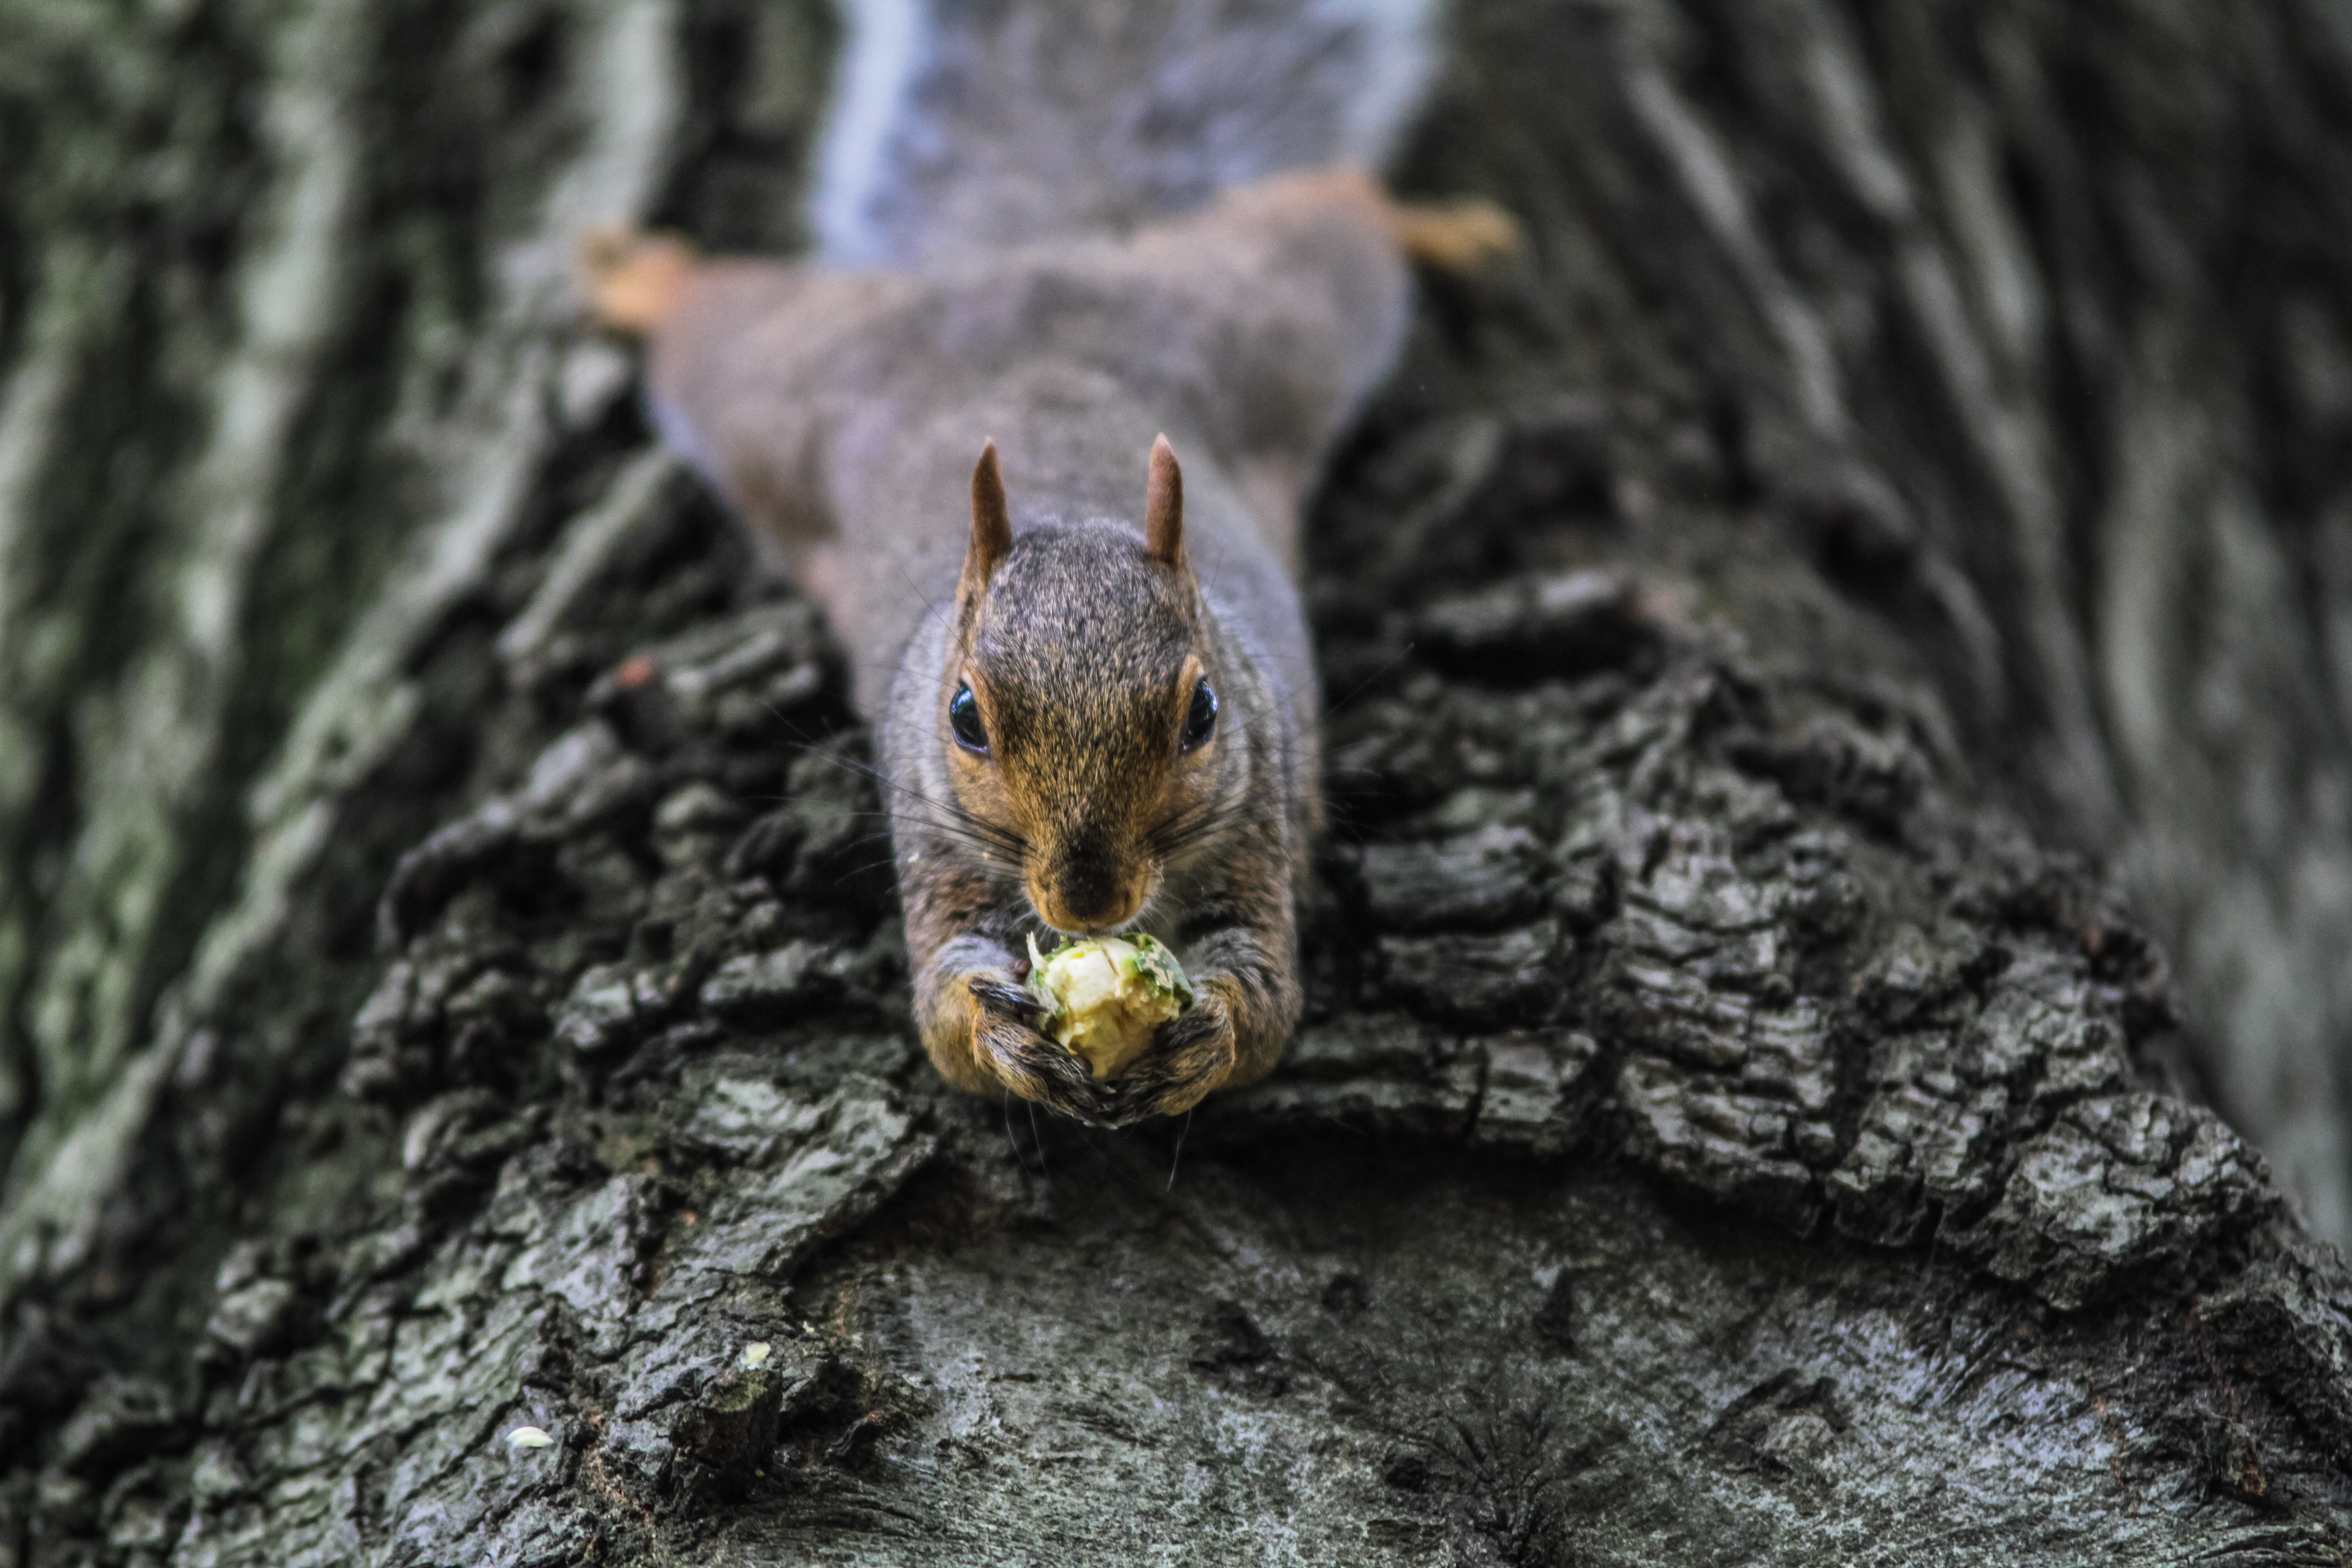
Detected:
left=949, top=683, right=989, bottom=753
left=1180, top=676, right=1218, bottom=751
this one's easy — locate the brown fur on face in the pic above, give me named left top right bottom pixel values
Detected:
left=943, top=517, right=1230, bottom=935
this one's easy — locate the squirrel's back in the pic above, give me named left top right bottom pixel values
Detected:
left=650, top=170, right=1410, bottom=717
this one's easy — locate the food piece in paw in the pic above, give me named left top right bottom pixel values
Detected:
left=1026, top=933, right=1194, bottom=1080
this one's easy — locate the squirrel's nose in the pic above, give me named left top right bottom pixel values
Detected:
left=1034, top=846, right=1142, bottom=934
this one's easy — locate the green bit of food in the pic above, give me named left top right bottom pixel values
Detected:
left=1026, top=933, right=1194, bottom=1080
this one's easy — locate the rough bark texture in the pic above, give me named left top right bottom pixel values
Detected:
left=7, top=1, right=2352, bottom=1563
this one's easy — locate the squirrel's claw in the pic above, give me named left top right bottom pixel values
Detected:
left=1106, top=993, right=1238, bottom=1126
left=967, top=975, right=1116, bottom=1126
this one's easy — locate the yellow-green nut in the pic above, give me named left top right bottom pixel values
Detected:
left=1026, top=933, right=1194, bottom=1080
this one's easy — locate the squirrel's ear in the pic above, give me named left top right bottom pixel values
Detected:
left=965, top=440, right=1012, bottom=589
left=1144, top=435, right=1184, bottom=568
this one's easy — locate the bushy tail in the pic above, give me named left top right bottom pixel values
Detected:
left=810, top=0, right=1441, bottom=267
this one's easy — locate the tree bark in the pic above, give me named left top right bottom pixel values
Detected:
left=5, top=1, right=2352, bottom=1563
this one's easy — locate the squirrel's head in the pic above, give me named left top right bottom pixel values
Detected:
left=939, top=437, right=1236, bottom=934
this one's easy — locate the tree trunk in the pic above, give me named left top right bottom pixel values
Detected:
left=5, top=1, right=2352, bottom=1562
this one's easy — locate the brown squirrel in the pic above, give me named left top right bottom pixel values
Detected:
left=588, top=14, right=1509, bottom=1125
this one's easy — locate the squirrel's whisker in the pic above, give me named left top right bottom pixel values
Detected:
left=795, top=743, right=1033, bottom=859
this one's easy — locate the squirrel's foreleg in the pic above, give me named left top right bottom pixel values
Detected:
left=910, top=922, right=1119, bottom=1126
left=1110, top=892, right=1301, bottom=1125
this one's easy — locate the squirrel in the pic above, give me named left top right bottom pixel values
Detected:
left=586, top=5, right=1512, bottom=1126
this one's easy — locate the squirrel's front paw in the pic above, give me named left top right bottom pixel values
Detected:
left=966, top=975, right=1116, bottom=1127
left=1108, top=992, right=1238, bottom=1126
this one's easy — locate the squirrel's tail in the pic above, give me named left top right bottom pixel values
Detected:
left=810, top=0, right=1441, bottom=268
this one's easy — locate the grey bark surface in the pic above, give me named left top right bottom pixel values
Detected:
left=5, top=1, right=2352, bottom=1564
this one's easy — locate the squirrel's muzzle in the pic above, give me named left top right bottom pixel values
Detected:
left=1031, top=842, right=1149, bottom=934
